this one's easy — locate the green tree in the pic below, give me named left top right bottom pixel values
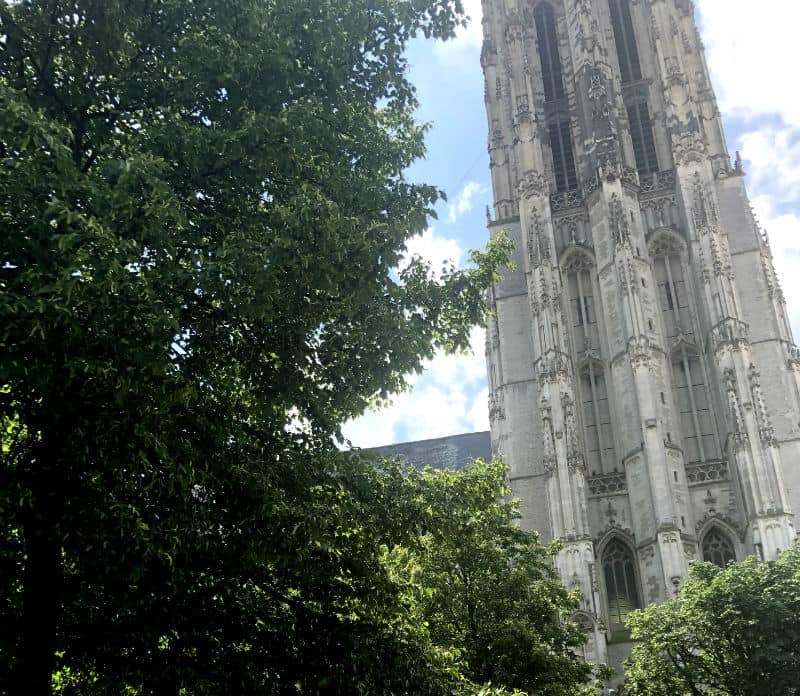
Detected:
left=624, top=545, right=800, bottom=696
left=384, top=459, right=599, bottom=696
left=0, top=0, right=512, bottom=694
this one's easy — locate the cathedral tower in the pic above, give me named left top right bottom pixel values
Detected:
left=482, top=0, right=800, bottom=671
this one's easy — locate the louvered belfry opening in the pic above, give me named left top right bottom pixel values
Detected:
left=627, top=99, right=659, bottom=175
left=548, top=119, right=578, bottom=192
left=535, top=2, right=564, bottom=103
left=609, top=0, right=642, bottom=83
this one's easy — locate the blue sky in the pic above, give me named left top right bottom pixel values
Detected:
left=343, top=0, right=800, bottom=448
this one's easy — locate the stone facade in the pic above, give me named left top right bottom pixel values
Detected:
left=480, top=0, right=800, bottom=677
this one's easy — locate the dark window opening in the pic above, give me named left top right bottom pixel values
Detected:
left=627, top=100, right=659, bottom=175
left=574, top=296, right=595, bottom=327
left=609, top=0, right=642, bottom=83
left=549, top=120, right=578, bottom=192
left=702, top=528, right=736, bottom=568
left=603, top=540, right=641, bottom=625
left=535, top=2, right=565, bottom=102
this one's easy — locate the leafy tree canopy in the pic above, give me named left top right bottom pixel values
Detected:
left=383, top=458, right=601, bottom=696
left=0, top=0, right=516, bottom=694
left=624, top=545, right=800, bottom=696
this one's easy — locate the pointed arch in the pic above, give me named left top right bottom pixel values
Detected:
left=650, top=232, right=691, bottom=341
left=598, top=534, right=641, bottom=627
left=534, top=1, right=565, bottom=102
left=560, top=245, right=596, bottom=271
left=561, top=247, right=597, bottom=353
left=647, top=228, right=686, bottom=259
left=700, top=525, right=737, bottom=568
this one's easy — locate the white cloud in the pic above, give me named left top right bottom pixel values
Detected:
left=698, top=1, right=800, bottom=127
left=448, top=180, right=486, bottom=223
left=433, top=0, right=482, bottom=67
left=342, top=326, right=488, bottom=448
left=738, top=128, right=800, bottom=201
left=400, top=226, right=463, bottom=280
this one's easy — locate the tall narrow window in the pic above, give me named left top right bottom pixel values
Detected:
left=627, top=100, right=659, bottom=174
left=671, top=347, right=718, bottom=463
left=609, top=0, right=642, bottom=83
left=535, top=2, right=565, bottom=102
left=702, top=528, right=736, bottom=568
left=566, top=264, right=598, bottom=349
left=654, top=253, right=690, bottom=339
left=603, top=540, right=641, bottom=626
left=581, top=366, right=614, bottom=474
left=549, top=119, right=578, bottom=192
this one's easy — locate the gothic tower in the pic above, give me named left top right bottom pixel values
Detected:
left=482, top=0, right=800, bottom=672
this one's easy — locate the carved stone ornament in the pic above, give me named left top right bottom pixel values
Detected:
left=709, top=318, right=750, bottom=354
left=627, top=335, right=653, bottom=371
left=519, top=170, right=550, bottom=199
left=673, top=131, right=708, bottom=166
left=685, top=460, right=729, bottom=485
left=536, top=350, right=573, bottom=385
left=488, top=390, right=506, bottom=422
left=587, top=472, right=628, bottom=496
left=480, top=38, right=497, bottom=69
left=527, top=208, right=552, bottom=268
left=609, top=194, right=631, bottom=247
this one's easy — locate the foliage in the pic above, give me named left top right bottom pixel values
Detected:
left=384, top=459, right=598, bottom=696
left=0, top=0, right=519, bottom=694
left=624, top=545, right=800, bottom=696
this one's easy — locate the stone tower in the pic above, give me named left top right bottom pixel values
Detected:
left=482, top=0, right=800, bottom=671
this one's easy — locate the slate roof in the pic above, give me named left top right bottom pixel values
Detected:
left=369, top=431, right=492, bottom=471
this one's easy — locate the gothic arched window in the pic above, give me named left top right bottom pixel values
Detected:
left=653, top=252, right=690, bottom=339
left=671, top=346, right=718, bottom=463
left=609, top=0, right=642, bottom=83
left=534, top=2, right=565, bottom=102
left=627, top=98, right=659, bottom=175
left=702, top=528, right=736, bottom=568
left=565, top=256, right=597, bottom=349
left=603, top=539, right=641, bottom=626
left=580, top=365, right=614, bottom=474
left=548, top=119, right=578, bottom=192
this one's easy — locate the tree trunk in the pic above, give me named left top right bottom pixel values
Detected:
left=14, top=504, right=62, bottom=696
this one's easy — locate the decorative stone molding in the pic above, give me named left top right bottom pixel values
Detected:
left=519, top=170, right=550, bottom=199
left=673, top=132, right=708, bottom=166
left=639, top=169, right=676, bottom=195
left=527, top=208, right=551, bottom=268
left=628, top=335, right=654, bottom=371
left=691, top=172, right=719, bottom=230
left=587, top=472, right=627, bottom=496
left=695, top=511, right=744, bottom=539
left=550, top=189, right=584, bottom=212
left=709, top=318, right=749, bottom=353
left=554, top=212, right=591, bottom=250
left=685, top=460, right=729, bottom=485
left=536, top=350, right=574, bottom=384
